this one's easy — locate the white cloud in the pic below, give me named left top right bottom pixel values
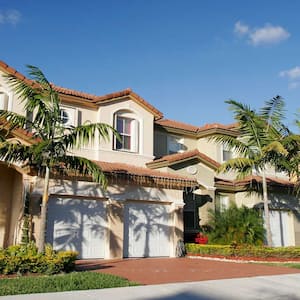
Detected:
left=234, top=21, right=249, bottom=36
left=234, top=21, right=290, bottom=46
left=288, top=81, right=300, bottom=89
left=249, top=24, right=290, bottom=46
left=0, top=9, right=21, bottom=25
left=279, top=66, right=300, bottom=80
left=279, top=66, right=300, bottom=90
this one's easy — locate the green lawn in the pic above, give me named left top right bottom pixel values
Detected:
left=0, top=271, right=139, bottom=296
left=267, top=263, right=300, bottom=269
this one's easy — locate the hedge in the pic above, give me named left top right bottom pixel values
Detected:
left=185, top=243, right=300, bottom=259
left=0, top=242, right=78, bottom=275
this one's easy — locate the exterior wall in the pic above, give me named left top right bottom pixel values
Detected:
left=235, top=191, right=261, bottom=208
left=7, top=172, right=23, bottom=245
left=197, top=137, right=220, bottom=162
left=0, top=165, right=24, bottom=247
left=67, top=105, right=99, bottom=160
left=0, top=70, right=25, bottom=116
left=97, top=98, right=155, bottom=166
left=31, top=177, right=184, bottom=258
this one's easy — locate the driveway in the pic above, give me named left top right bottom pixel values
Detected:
left=75, top=257, right=300, bottom=285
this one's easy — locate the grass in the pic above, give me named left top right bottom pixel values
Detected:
left=266, top=263, right=300, bottom=269
left=0, top=271, right=139, bottom=296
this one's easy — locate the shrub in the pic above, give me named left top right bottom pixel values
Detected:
left=206, top=203, right=265, bottom=245
left=185, top=243, right=300, bottom=258
left=0, top=242, right=78, bottom=275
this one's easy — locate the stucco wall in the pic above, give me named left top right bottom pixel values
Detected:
left=96, top=98, right=154, bottom=166
left=31, top=177, right=184, bottom=258
left=0, top=165, right=24, bottom=247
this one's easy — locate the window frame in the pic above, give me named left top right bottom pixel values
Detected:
left=114, top=114, right=139, bottom=153
left=167, top=135, right=184, bottom=155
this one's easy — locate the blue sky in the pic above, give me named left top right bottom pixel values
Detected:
left=1, top=0, right=300, bottom=130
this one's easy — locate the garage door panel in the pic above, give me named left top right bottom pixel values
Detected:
left=124, top=203, right=170, bottom=258
left=268, top=210, right=293, bottom=247
left=47, top=198, right=107, bottom=259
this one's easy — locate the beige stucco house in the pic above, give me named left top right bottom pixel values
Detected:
left=0, top=60, right=299, bottom=259
left=151, top=118, right=300, bottom=246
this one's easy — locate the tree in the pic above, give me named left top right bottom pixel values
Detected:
left=210, top=96, right=290, bottom=246
left=0, top=65, right=118, bottom=252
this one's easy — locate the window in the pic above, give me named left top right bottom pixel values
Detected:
left=115, top=116, right=138, bottom=152
left=59, top=107, right=77, bottom=127
left=60, top=109, right=70, bottom=125
left=167, top=135, right=184, bottom=154
left=0, top=92, right=9, bottom=111
left=217, top=195, right=230, bottom=212
left=222, top=145, right=233, bottom=162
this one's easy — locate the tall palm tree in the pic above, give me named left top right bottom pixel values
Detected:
left=0, top=65, right=118, bottom=252
left=210, top=96, right=290, bottom=246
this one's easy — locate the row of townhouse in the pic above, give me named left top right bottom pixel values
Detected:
left=0, top=60, right=299, bottom=259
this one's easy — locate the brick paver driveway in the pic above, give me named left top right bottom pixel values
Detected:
left=76, top=257, right=300, bottom=285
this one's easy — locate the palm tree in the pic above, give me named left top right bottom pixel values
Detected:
left=210, top=96, right=290, bottom=246
left=0, top=65, right=118, bottom=252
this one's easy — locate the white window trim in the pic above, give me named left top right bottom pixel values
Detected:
left=60, top=106, right=78, bottom=127
left=221, top=144, right=234, bottom=163
left=216, top=194, right=230, bottom=212
left=114, top=114, right=139, bottom=153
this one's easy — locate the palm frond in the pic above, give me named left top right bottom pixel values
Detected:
left=0, top=110, right=28, bottom=132
left=0, top=141, right=31, bottom=164
left=59, top=123, right=119, bottom=149
left=260, top=95, right=285, bottom=129
left=208, top=133, right=249, bottom=156
left=58, top=155, right=107, bottom=188
left=217, top=157, right=254, bottom=178
left=226, top=99, right=266, bottom=151
left=262, top=141, right=288, bottom=156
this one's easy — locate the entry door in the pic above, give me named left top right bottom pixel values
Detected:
left=124, top=202, right=170, bottom=257
left=46, top=197, right=107, bottom=259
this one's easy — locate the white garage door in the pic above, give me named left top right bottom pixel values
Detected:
left=46, top=197, right=107, bottom=259
left=269, top=210, right=293, bottom=247
left=124, top=202, right=170, bottom=257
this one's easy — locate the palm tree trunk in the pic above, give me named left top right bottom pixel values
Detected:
left=37, top=166, right=50, bottom=253
left=262, top=170, right=272, bottom=246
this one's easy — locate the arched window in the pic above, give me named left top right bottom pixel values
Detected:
left=114, top=110, right=139, bottom=153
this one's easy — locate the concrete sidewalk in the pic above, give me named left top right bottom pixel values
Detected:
left=2, top=273, right=300, bottom=300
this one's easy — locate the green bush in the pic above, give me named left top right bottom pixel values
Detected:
left=0, top=242, right=78, bottom=275
left=185, top=243, right=300, bottom=258
left=206, top=204, right=265, bottom=245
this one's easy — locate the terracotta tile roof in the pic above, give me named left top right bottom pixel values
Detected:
left=95, top=89, right=163, bottom=120
left=155, top=119, right=199, bottom=133
left=197, top=123, right=238, bottom=132
left=51, top=84, right=98, bottom=101
left=215, top=175, right=294, bottom=188
left=93, top=161, right=198, bottom=189
left=96, top=161, right=196, bottom=182
left=0, top=60, right=163, bottom=119
left=155, top=119, right=238, bottom=134
left=147, top=149, right=220, bottom=169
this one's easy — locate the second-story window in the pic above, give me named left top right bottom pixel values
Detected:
left=59, top=106, right=77, bottom=127
left=222, top=145, right=233, bottom=162
left=115, top=115, right=138, bottom=152
left=168, top=135, right=184, bottom=154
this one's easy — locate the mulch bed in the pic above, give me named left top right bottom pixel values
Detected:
left=188, top=253, right=300, bottom=262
